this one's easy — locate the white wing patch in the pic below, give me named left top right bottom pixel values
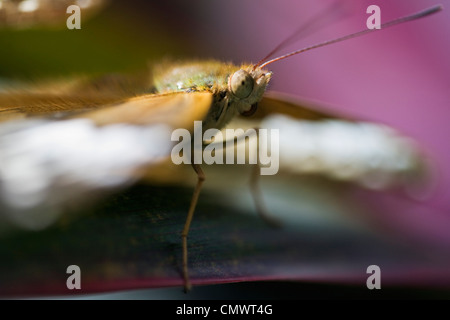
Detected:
left=0, top=118, right=172, bottom=230
left=262, top=114, right=427, bottom=190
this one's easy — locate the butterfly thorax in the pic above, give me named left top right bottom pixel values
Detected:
left=152, top=60, right=271, bottom=131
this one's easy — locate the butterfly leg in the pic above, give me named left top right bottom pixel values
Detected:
left=181, top=163, right=205, bottom=292
left=250, top=163, right=282, bottom=228
left=250, top=128, right=282, bottom=228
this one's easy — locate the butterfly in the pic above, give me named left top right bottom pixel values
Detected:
left=0, top=3, right=442, bottom=292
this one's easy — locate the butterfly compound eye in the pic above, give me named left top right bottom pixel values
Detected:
left=230, top=69, right=254, bottom=99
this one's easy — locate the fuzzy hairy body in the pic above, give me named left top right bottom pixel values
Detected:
left=153, top=60, right=271, bottom=131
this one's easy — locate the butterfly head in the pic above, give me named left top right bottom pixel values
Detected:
left=227, top=66, right=272, bottom=117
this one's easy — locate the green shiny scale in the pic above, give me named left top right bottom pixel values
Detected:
left=153, top=60, right=240, bottom=94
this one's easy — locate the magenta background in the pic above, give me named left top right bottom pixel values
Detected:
left=193, top=0, right=450, bottom=248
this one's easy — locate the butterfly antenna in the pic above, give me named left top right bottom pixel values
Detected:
left=256, top=5, right=443, bottom=69
left=254, top=0, right=349, bottom=68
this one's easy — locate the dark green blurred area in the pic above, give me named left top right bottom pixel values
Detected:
left=0, top=1, right=210, bottom=79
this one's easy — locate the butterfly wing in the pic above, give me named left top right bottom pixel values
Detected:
left=0, top=72, right=153, bottom=121
left=233, top=90, right=429, bottom=191
left=0, top=0, right=108, bottom=29
left=254, top=91, right=338, bottom=121
left=0, top=82, right=213, bottom=230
